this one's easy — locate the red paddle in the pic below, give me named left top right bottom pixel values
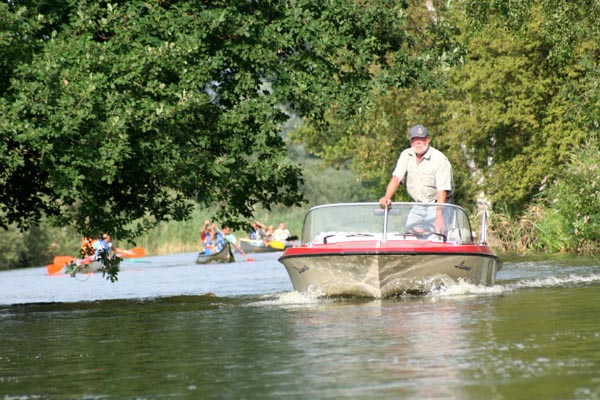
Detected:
left=46, top=256, right=77, bottom=275
left=117, top=247, right=145, bottom=258
left=46, top=263, right=66, bottom=275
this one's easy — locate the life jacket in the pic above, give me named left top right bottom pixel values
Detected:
left=80, top=237, right=95, bottom=258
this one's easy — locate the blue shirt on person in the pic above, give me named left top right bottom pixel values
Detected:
left=92, top=239, right=110, bottom=261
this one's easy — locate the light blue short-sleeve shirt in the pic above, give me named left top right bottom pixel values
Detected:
left=391, top=145, right=454, bottom=202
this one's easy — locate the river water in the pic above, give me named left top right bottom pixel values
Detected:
left=2, top=251, right=600, bottom=399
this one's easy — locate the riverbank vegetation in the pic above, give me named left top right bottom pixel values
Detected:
left=2, top=1, right=600, bottom=270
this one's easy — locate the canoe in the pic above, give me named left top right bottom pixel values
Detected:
left=239, top=238, right=294, bottom=253
left=46, top=247, right=146, bottom=276
left=196, top=242, right=235, bottom=264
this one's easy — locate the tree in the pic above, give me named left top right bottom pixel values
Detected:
left=3, top=1, right=460, bottom=236
left=448, top=0, right=600, bottom=213
left=1, top=1, right=305, bottom=239
left=289, top=0, right=600, bottom=220
left=289, top=0, right=460, bottom=165
left=290, top=1, right=468, bottom=202
left=535, top=141, right=600, bottom=253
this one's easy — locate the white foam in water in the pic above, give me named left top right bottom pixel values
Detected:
left=511, top=273, right=600, bottom=288
left=251, top=271, right=600, bottom=306
left=248, top=291, right=321, bottom=307
left=261, top=272, right=600, bottom=304
left=429, top=279, right=506, bottom=297
left=430, top=272, right=600, bottom=298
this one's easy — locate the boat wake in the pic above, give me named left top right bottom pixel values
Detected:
left=431, top=272, right=600, bottom=298
left=251, top=272, right=600, bottom=307
left=248, top=291, right=322, bottom=307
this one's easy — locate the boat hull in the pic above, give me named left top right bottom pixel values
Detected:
left=279, top=247, right=501, bottom=297
left=196, top=243, right=235, bottom=264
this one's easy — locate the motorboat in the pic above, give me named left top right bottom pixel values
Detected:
left=278, top=202, right=502, bottom=297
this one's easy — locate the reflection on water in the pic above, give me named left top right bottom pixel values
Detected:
left=275, top=298, right=476, bottom=399
left=1, top=254, right=600, bottom=399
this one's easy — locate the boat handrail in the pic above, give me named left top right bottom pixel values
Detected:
left=306, top=202, right=467, bottom=212
left=479, top=208, right=489, bottom=245
left=302, top=202, right=474, bottom=245
left=382, top=205, right=389, bottom=243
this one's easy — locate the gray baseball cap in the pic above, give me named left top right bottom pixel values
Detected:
left=409, top=124, right=428, bottom=138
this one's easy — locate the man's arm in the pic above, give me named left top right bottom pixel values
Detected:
left=434, top=190, right=448, bottom=233
left=436, top=190, right=447, bottom=204
left=379, top=175, right=401, bottom=206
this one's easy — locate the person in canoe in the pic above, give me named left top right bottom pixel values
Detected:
left=248, top=221, right=267, bottom=241
left=272, top=222, right=298, bottom=247
left=201, top=223, right=225, bottom=255
left=200, top=220, right=212, bottom=243
left=57, top=235, right=109, bottom=274
left=221, top=225, right=247, bottom=257
left=80, top=236, right=95, bottom=258
left=273, top=222, right=291, bottom=242
left=102, top=233, right=133, bottom=257
left=88, top=234, right=110, bottom=261
left=378, top=124, right=454, bottom=234
left=262, top=224, right=275, bottom=245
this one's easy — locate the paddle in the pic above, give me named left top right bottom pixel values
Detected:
left=46, top=262, right=67, bottom=276
left=53, top=255, right=76, bottom=267
left=117, top=247, right=145, bottom=258
left=123, top=259, right=152, bottom=264
left=230, top=240, right=255, bottom=262
left=46, top=255, right=90, bottom=276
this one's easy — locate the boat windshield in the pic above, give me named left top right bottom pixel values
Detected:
left=301, top=202, right=474, bottom=244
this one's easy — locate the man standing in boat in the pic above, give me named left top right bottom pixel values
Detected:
left=378, top=124, right=454, bottom=234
